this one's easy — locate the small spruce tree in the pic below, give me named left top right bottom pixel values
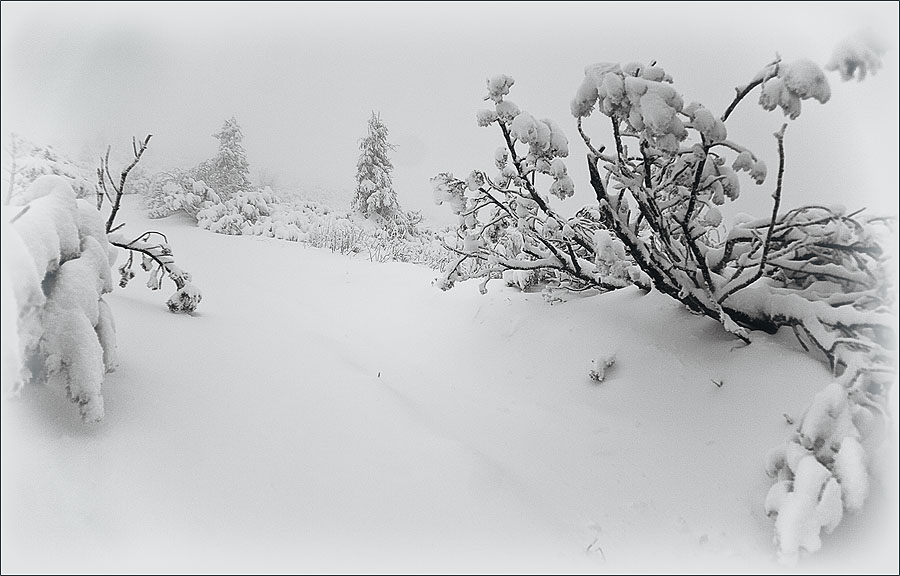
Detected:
left=195, top=116, right=252, bottom=201
left=352, top=112, right=400, bottom=222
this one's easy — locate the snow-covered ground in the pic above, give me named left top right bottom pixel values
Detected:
left=2, top=197, right=897, bottom=574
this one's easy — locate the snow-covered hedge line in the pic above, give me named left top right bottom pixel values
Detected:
left=3, top=176, right=117, bottom=422
left=143, top=178, right=454, bottom=269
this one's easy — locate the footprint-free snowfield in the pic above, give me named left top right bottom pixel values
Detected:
left=2, top=199, right=894, bottom=573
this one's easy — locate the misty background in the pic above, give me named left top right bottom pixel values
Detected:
left=2, top=2, right=897, bottom=227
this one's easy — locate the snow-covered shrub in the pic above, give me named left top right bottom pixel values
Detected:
left=307, top=214, right=369, bottom=255
left=432, top=44, right=892, bottom=559
left=5, top=175, right=117, bottom=422
left=4, top=134, right=96, bottom=204
left=764, top=375, right=885, bottom=563
left=99, top=136, right=202, bottom=314
left=352, top=112, right=402, bottom=223
left=431, top=78, right=650, bottom=293
left=197, top=186, right=277, bottom=235
left=569, top=55, right=895, bottom=559
left=143, top=169, right=210, bottom=219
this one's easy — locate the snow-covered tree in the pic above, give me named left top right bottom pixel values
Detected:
left=352, top=112, right=401, bottom=222
left=431, top=76, right=649, bottom=293
left=436, top=39, right=894, bottom=561
left=195, top=116, right=252, bottom=202
left=4, top=175, right=118, bottom=422
left=571, top=53, right=893, bottom=562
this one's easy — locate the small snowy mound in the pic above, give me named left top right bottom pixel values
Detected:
left=3, top=175, right=117, bottom=422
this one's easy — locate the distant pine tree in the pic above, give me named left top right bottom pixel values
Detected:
left=352, top=112, right=400, bottom=223
left=195, top=117, right=252, bottom=201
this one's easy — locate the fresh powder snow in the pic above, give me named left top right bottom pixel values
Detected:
left=2, top=196, right=895, bottom=573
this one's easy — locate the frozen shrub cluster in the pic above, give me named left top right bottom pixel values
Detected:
left=143, top=172, right=453, bottom=268
left=432, top=76, right=650, bottom=293
left=143, top=170, right=206, bottom=219
left=139, top=115, right=448, bottom=267
left=571, top=55, right=895, bottom=557
left=5, top=176, right=117, bottom=422
left=572, top=55, right=895, bottom=560
left=197, top=186, right=278, bottom=235
left=436, top=44, right=893, bottom=560
left=5, top=134, right=97, bottom=203
left=765, top=376, right=883, bottom=563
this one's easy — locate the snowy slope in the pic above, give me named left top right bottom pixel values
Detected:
left=2, top=197, right=897, bottom=574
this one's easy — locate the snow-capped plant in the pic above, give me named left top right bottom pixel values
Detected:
left=98, top=136, right=202, bottom=314
left=436, top=44, right=892, bottom=560
left=193, top=117, right=252, bottom=202
left=570, top=56, right=894, bottom=560
left=196, top=186, right=278, bottom=235
left=5, top=175, right=118, bottom=422
left=352, top=111, right=402, bottom=223
left=143, top=169, right=209, bottom=219
left=431, top=76, right=650, bottom=293
left=589, top=354, right=616, bottom=383
left=4, top=134, right=97, bottom=204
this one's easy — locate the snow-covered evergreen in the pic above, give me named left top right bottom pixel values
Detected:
left=194, top=117, right=252, bottom=202
left=352, top=112, right=401, bottom=223
left=4, top=175, right=117, bottom=422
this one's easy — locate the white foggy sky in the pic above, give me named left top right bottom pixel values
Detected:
left=1, top=1, right=897, bottom=225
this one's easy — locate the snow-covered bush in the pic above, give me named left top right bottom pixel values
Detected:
left=764, top=375, right=885, bottom=562
left=99, top=136, right=202, bottom=314
left=431, top=77, right=650, bottom=293
left=143, top=169, right=208, bottom=219
left=352, top=112, right=402, bottom=223
left=569, top=55, right=895, bottom=560
left=434, top=43, right=893, bottom=560
left=197, top=186, right=278, bottom=235
left=4, top=134, right=97, bottom=204
left=4, top=175, right=117, bottom=422
left=141, top=164, right=457, bottom=269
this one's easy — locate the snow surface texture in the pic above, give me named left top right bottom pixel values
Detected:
left=3, top=176, right=117, bottom=422
left=2, top=196, right=896, bottom=573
